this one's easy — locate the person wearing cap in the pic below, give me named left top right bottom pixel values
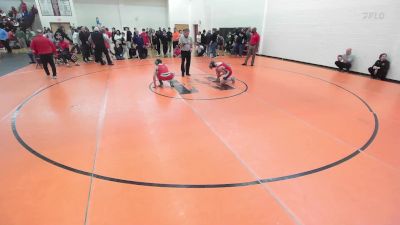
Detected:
left=178, top=28, right=193, bottom=77
left=30, top=29, right=58, bottom=78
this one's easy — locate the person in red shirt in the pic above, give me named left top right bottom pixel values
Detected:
left=140, top=29, right=150, bottom=58
left=20, top=0, right=28, bottom=14
left=58, top=37, right=79, bottom=66
left=209, top=60, right=236, bottom=84
left=30, top=29, right=58, bottom=78
left=153, top=59, right=175, bottom=88
left=242, top=27, right=260, bottom=66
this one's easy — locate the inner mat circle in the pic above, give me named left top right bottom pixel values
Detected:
left=149, top=73, right=248, bottom=100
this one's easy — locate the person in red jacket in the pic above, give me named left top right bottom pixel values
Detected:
left=153, top=59, right=175, bottom=88
left=30, top=29, right=58, bottom=79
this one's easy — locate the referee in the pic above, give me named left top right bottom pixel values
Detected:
left=179, top=28, right=193, bottom=77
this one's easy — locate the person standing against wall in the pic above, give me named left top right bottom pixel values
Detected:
left=242, top=27, right=260, bottom=66
left=30, top=29, right=57, bottom=78
left=179, top=28, right=193, bottom=77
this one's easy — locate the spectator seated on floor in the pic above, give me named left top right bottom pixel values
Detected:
left=196, top=43, right=205, bottom=57
left=128, top=42, right=138, bottom=59
left=335, top=48, right=353, bottom=72
left=114, top=40, right=125, bottom=60
left=57, top=37, right=79, bottom=66
left=173, top=45, right=181, bottom=57
left=368, top=53, right=390, bottom=81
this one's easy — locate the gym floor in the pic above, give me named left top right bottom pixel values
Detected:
left=0, top=56, right=399, bottom=225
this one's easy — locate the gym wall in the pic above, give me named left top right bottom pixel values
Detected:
left=168, top=0, right=265, bottom=34
left=74, top=0, right=168, bottom=30
left=260, top=0, right=400, bottom=81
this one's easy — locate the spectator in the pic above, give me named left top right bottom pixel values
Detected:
left=368, top=53, right=390, bottom=80
left=30, top=29, right=57, bottom=78
left=161, top=28, right=168, bottom=57
left=102, top=27, right=112, bottom=57
left=217, top=33, right=225, bottom=56
left=125, top=27, right=132, bottom=58
left=20, top=0, right=28, bottom=14
left=128, top=42, right=138, bottom=59
left=133, top=31, right=145, bottom=59
left=209, top=28, right=218, bottom=58
left=15, top=27, right=26, bottom=48
left=114, top=40, right=124, bottom=60
left=242, top=27, right=260, bottom=66
left=235, top=29, right=245, bottom=57
left=167, top=27, right=173, bottom=56
left=90, top=27, right=113, bottom=65
left=200, top=30, right=206, bottom=46
left=79, top=26, right=91, bottom=62
left=335, top=48, right=353, bottom=71
left=25, top=28, right=35, bottom=46
left=196, top=43, right=205, bottom=57
left=172, top=28, right=180, bottom=49
left=155, top=29, right=161, bottom=56
left=226, top=32, right=235, bottom=54
left=114, top=30, right=123, bottom=42
left=179, top=28, right=193, bottom=77
left=44, top=28, right=55, bottom=43
left=0, top=25, right=12, bottom=53
left=173, top=45, right=181, bottom=57
left=140, top=29, right=150, bottom=58
left=111, top=27, right=116, bottom=43
left=105, top=28, right=112, bottom=38
left=196, top=31, right=201, bottom=44
left=71, top=28, right=80, bottom=53
left=58, top=37, right=79, bottom=67
left=205, top=30, right=211, bottom=55
left=55, top=26, right=72, bottom=43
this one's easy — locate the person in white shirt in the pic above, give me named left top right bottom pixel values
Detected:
left=70, top=28, right=81, bottom=54
left=178, top=29, right=193, bottom=77
left=113, top=30, right=123, bottom=42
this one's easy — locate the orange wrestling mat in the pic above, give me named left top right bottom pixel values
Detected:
left=0, top=56, right=399, bottom=225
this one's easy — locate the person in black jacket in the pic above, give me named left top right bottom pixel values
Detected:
left=155, top=30, right=161, bottom=56
left=79, top=26, right=91, bottom=62
left=368, top=53, right=390, bottom=80
left=167, top=27, right=173, bottom=56
left=161, top=28, right=168, bottom=57
left=55, top=26, right=72, bottom=43
left=90, top=27, right=113, bottom=65
left=201, top=30, right=206, bottom=45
